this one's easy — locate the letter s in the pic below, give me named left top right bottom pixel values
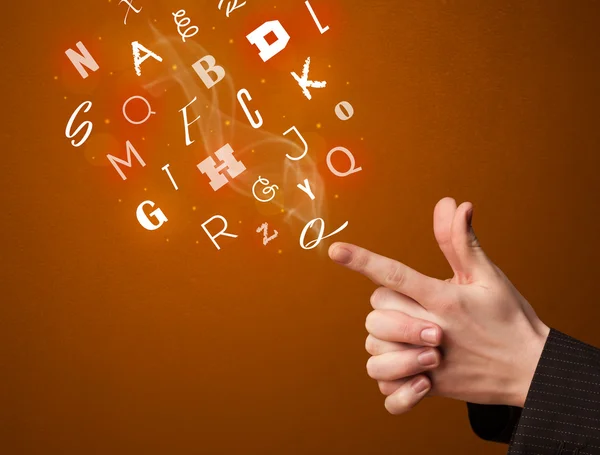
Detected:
left=65, top=101, right=93, bottom=148
left=136, top=200, right=168, bottom=231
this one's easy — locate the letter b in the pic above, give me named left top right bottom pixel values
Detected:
left=192, top=55, right=226, bottom=89
left=246, top=20, right=290, bottom=62
left=136, top=201, right=168, bottom=231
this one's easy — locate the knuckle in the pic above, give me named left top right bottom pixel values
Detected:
left=385, top=394, right=412, bottom=415
left=365, top=310, right=379, bottom=333
left=365, top=335, right=377, bottom=355
left=366, top=357, right=377, bottom=378
left=385, top=264, right=406, bottom=289
left=378, top=381, right=391, bottom=395
left=369, top=287, right=387, bottom=308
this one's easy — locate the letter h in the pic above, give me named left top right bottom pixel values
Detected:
left=197, top=144, right=246, bottom=191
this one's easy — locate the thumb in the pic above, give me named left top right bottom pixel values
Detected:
left=451, top=202, right=493, bottom=278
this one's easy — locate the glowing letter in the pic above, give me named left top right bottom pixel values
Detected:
left=297, top=179, right=315, bottom=200
left=197, top=144, right=246, bottom=191
left=335, top=101, right=354, bottom=121
left=162, top=164, right=178, bottom=190
left=65, top=42, right=99, bottom=79
left=246, top=20, right=290, bottom=62
left=65, top=101, right=93, bottom=148
left=136, top=200, right=168, bottom=231
left=237, top=89, right=263, bottom=129
left=202, top=215, right=238, bottom=250
left=256, top=223, right=279, bottom=246
left=122, top=95, right=156, bottom=125
left=252, top=176, right=279, bottom=203
left=119, top=0, right=142, bottom=25
left=218, top=0, right=246, bottom=17
left=107, top=140, right=147, bottom=181
left=179, top=96, right=201, bottom=146
left=305, top=1, right=330, bottom=34
left=326, top=146, right=363, bottom=177
left=291, top=57, right=326, bottom=100
left=132, top=41, right=163, bottom=76
left=192, top=55, right=226, bottom=89
left=283, top=126, right=308, bottom=161
left=172, top=10, right=199, bottom=42
left=300, top=218, right=349, bottom=250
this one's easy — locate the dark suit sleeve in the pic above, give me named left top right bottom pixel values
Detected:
left=467, top=328, right=600, bottom=454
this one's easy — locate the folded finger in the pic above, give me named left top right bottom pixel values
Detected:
left=365, top=334, right=413, bottom=356
left=384, top=374, right=432, bottom=415
left=366, top=309, right=442, bottom=346
left=366, top=348, right=441, bottom=381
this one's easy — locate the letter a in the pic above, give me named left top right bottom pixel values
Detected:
left=107, top=140, right=147, bottom=181
left=132, top=41, right=163, bottom=76
left=246, top=20, right=290, bottom=62
left=65, top=42, right=99, bottom=79
left=192, top=55, right=226, bottom=89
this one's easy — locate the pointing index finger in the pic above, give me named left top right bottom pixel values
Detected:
left=329, top=242, right=445, bottom=306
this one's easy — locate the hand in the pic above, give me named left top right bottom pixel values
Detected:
left=329, top=197, right=550, bottom=414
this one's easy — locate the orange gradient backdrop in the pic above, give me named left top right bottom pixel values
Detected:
left=2, top=1, right=600, bottom=454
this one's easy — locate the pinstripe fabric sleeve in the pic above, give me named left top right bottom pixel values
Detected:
left=467, top=328, right=600, bottom=455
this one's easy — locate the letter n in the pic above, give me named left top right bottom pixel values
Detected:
left=65, top=41, right=100, bottom=79
left=107, top=141, right=147, bottom=181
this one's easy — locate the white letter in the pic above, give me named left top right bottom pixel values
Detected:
left=192, top=55, right=226, bottom=89
left=252, top=176, right=279, bottom=203
left=107, top=140, right=147, bottom=181
left=162, top=164, right=178, bottom=190
left=291, top=57, right=326, bottom=100
left=300, top=218, right=349, bottom=250
left=237, top=89, right=263, bottom=129
left=197, top=144, right=246, bottom=192
left=202, top=215, right=238, bottom=250
left=334, top=101, right=354, bottom=121
left=122, top=95, right=156, bottom=125
left=119, top=0, right=142, bottom=25
left=65, top=42, right=99, bottom=79
left=305, top=1, right=330, bottom=34
left=297, top=179, right=315, bottom=200
left=218, top=0, right=247, bottom=17
left=65, top=101, right=93, bottom=148
left=326, top=146, right=363, bottom=177
left=246, top=20, right=290, bottom=62
left=132, top=41, right=163, bottom=76
left=172, top=10, right=199, bottom=42
left=179, top=96, right=201, bottom=146
left=283, top=126, right=308, bottom=161
left=136, top=201, right=168, bottom=231
left=256, top=222, right=279, bottom=246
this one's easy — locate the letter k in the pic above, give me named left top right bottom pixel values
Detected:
left=291, top=57, right=327, bottom=100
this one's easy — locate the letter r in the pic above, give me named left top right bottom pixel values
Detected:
left=246, top=20, right=290, bottom=62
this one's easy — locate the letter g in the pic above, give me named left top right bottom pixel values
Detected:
left=136, top=200, right=168, bottom=231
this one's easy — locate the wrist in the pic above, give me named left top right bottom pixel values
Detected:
left=507, top=323, right=550, bottom=407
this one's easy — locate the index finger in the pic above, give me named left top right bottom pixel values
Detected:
left=329, top=242, right=446, bottom=305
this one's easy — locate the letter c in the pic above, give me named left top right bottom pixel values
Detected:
left=136, top=200, right=168, bottom=231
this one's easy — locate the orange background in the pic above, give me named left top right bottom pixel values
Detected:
left=2, top=0, right=600, bottom=454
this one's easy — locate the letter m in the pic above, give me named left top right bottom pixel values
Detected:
left=107, top=140, right=147, bottom=181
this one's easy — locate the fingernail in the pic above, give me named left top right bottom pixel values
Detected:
left=331, top=246, right=353, bottom=264
left=420, top=328, right=438, bottom=345
left=418, top=350, right=438, bottom=367
left=411, top=376, right=430, bottom=394
left=466, top=208, right=474, bottom=227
